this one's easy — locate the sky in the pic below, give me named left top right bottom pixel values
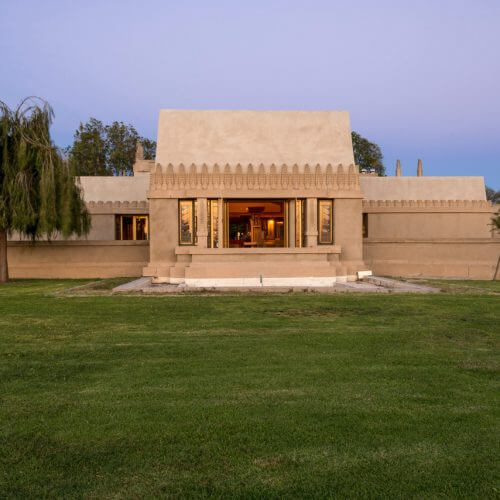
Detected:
left=2, top=0, right=499, bottom=188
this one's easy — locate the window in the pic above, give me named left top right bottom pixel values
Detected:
left=115, top=215, right=149, bottom=240
left=295, top=199, right=306, bottom=247
left=318, top=199, right=333, bottom=244
left=363, top=213, right=368, bottom=238
left=179, top=199, right=196, bottom=245
left=226, top=200, right=286, bottom=248
left=208, top=199, right=220, bottom=248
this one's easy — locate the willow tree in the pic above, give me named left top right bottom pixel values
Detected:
left=0, top=98, right=90, bottom=282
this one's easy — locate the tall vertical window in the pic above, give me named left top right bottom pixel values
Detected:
left=179, top=200, right=196, bottom=245
left=318, top=199, right=333, bottom=244
left=208, top=199, right=220, bottom=248
left=363, top=213, right=369, bottom=238
left=115, top=215, right=149, bottom=240
left=295, top=199, right=306, bottom=247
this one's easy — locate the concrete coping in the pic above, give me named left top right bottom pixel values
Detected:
left=363, top=238, right=499, bottom=244
left=175, top=245, right=341, bottom=255
left=7, top=240, right=150, bottom=246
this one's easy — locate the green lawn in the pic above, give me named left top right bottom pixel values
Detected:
left=1, top=280, right=499, bottom=498
left=408, top=278, right=500, bottom=294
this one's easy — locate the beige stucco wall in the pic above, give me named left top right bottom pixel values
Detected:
left=155, top=110, right=355, bottom=167
left=334, top=198, right=364, bottom=273
left=86, top=214, right=115, bottom=240
left=7, top=214, right=116, bottom=241
left=144, top=198, right=178, bottom=277
left=364, top=240, right=499, bottom=279
left=79, top=176, right=149, bottom=203
left=360, top=176, right=486, bottom=201
left=362, top=206, right=499, bottom=279
left=365, top=212, right=493, bottom=239
left=7, top=241, right=149, bottom=278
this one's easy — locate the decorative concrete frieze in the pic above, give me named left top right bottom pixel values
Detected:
left=362, top=199, right=493, bottom=213
left=149, top=162, right=361, bottom=198
left=86, top=200, right=149, bottom=214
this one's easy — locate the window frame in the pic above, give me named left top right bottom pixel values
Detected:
left=317, top=199, right=334, bottom=245
left=207, top=199, right=220, bottom=248
left=178, top=199, right=196, bottom=246
left=115, top=214, right=149, bottom=241
left=295, top=198, right=306, bottom=248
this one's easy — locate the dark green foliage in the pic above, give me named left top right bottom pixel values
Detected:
left=485, top=185, right=500, bottom=204
left=351, top=131, right=385, bottom=176
left=490, top=208, right=500, bottom=233
left=0, top=98, right=90, bottom=281
left=66, top=119, right=156, bottom=176
left=63, top=118, right=107, bottom=175
left=0, top=280, right=498, bottom=497
left=105, top=121, right=140, bottom=176
left=141, top=137, right=156, bottom=160
left=486, top=186, right=500, bottom=234
left=0, top=98, right=90, bottom=237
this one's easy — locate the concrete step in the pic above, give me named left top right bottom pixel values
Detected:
left=113, top=277, right=152, bottom=292
left=363, top=276, right=439, bottom=293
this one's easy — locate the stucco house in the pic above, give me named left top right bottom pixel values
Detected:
left=8, top=110, right=499, bottom=284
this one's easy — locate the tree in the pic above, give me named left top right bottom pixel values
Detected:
left=490, top=209, right=500, bottom=232
left=491, top=208, right=500, bottom=280
left=351, top=131, right=385, bottom=176
left=0, top=98, right=90, bottom=283
left=141, top=138, right=156, bottom=160
left=105, top=121, right=140, bottom=176
left=65, top=118, right=107, bottom=175
left=66, top=118, right=156, bottom=176
left=485, top=185, right=500, bottom=204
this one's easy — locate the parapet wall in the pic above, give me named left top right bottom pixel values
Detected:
left=86, top=200, right=149, bottom=214
left=360, top=176, right=486, bottom=201
left=363, top=199, right=491, bottom=211
left=79, top=176, right=149, bottom=203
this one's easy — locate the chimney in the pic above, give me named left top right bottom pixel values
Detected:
left=395, top=159, right=402, bottom=176
left=417, top=159, right=423, bottom=176
left=135, top=141, right=144, bottom=161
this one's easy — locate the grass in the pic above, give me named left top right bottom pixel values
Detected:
left=0, top=279, right=499, bottom=498
left=407, top=278, right=500, bottom=294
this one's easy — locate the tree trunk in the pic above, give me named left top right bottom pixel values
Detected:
left=0, top=228, right=8, bottom=283
left=493, top=254, right=500, bottom=281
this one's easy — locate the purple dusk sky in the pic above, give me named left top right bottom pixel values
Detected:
left=2, top=0, right=499, bottom=187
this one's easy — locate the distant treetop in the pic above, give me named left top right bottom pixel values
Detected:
left=486, top=186, right=499, bottom=204
left=351, top=131, right=385, bottom=176
left=65, top=118, right=156, bottom=176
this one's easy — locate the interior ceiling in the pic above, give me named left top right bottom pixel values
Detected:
left=227, top=201, right=284, bottom=215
